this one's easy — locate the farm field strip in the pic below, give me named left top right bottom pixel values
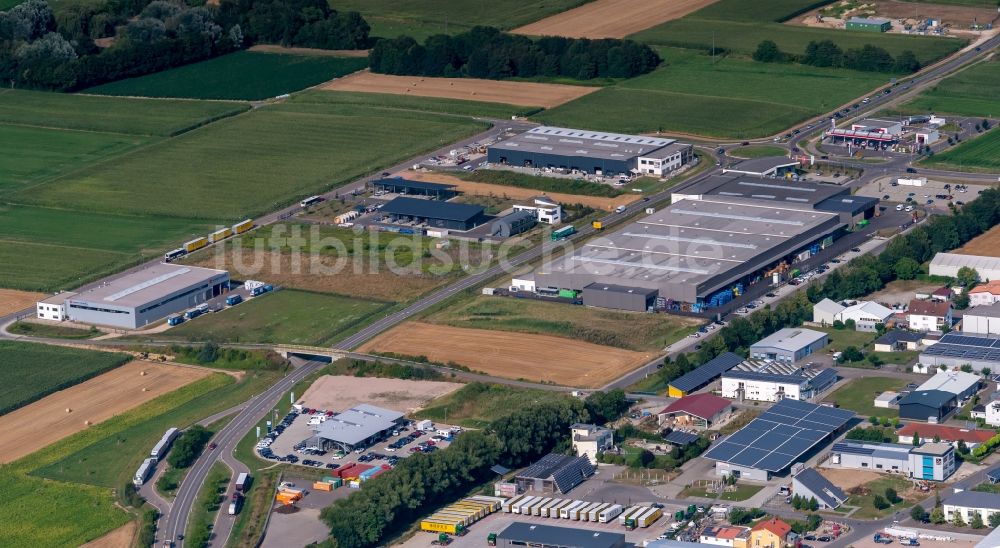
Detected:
left=358, top=322, right=654, bottom=388
left=956, top=223, right=1000, bottom=258
left=0, top=361, right=210, bottom=464
left=0, top=288, right=44, bottom=316
left=901, top=59, right=1000, bottom=118
left=319, top=70, right=597, bottom=108
left=405, top=171, right=640, bottom=209
left=921, top=129, right=1000, bottom=171
left=293, top=89, right=537, bottom=119
left=512, top=0, right=718, bottom=39
left=84, top=51, right=369, bottom=101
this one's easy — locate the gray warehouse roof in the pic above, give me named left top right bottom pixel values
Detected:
left=531, top=197, right=842, bottom=301
left=794, top=467, right=847, bottom=509
left=916, top=370, right=980, bottom=396
left=69, top=263, right=227, bottom=309
left=932, top=253, right=1000, bottom=272
left=517, top=453, right=594, bottom=493
left=945, top=490, right=1000, bottom=511
left=372, top=178, right=455, bottom=191
left=921, top=332, right=1000, bottom=364
left=490, top=126, right=675, bottom=162
left=582, top=282, right=657, bottom=297
left=722, top=157, right=799, bottom=176
left=965, top=302, right=1000, bottom=319
left=498, top=522, right=625, bottom=548
left=816, top=195, right=879, bottom=215
left=669, top=352, right=744, bottom=393
left=751, top=328, right=827, bottom=352
left=679, top=175, right=846, bottom=206
left=381, top=197, right=484, bottom=222
left=313, top=404, right=403, bottom=446
left=897, top=389, right=956, bottom=409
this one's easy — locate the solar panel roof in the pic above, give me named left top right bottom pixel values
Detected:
left=704, top=399, right=854, bottom=472
left=668, top=352, right=743, bottom=393
left=921, top=333, right=1000, bottom=363
left=664, top=431, right=700, bottom=446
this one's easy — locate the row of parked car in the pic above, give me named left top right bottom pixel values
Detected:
left=256, top=409, right=298, bottom=461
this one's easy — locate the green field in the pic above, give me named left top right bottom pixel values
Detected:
left=729, top=145, right=789, bottom=159
left=329, top=0, right=592, bottom=40
left=161, top=289, right=388, bottom=345
left=631, top=0, right=963, bottom=64
left=18, top=103, right=484, bottom=220
left=902, top=60, right=1000, bottom=118
left=6, top=321, right=97, bottom=339
left=680, top=483, right=763, bottom=501
left=846, top=475, right=921, bottom=519
left=535, top=47, right=889, bottom=137
left=826, top=377, right=907, bottom=417
left=0, top=205, right=211, bottom=291
left=922, top=129, right=1000, bottom=172
left=0, top=89, right=247, bottom=136
left=426, top=295, right=701, bottom=352
left=0, top=342, right=130, bottom=416
left=295, top=90, right=540, bottom=119
left=0, top=124, right=148, bottom=196
left=85, top=51, right=368, bottom=101
left=414, top=382, right=574, bottom=428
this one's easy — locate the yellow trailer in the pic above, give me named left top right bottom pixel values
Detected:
left=466, top=496, right=503, bottom=513
left=184, top=237, right=208, bottom=253
left=592, top=221, right=603, bottom=230
left=636, top=507, right=663, bottom=528
left=421, top=519, right=463, bottom=534
left=459, top=499, right=497, bottom=515
left=449, top=503, right=486, bottom=520
left=433, top=510, right=476, bottom=526
left=209, top=227, right=233, bottom=243
left=232, top=219, right=254, bottom=234
left=587, top=503, right=611, bottom=522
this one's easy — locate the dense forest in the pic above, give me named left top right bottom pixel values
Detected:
left=0, top=0, right=369, bottom=90
left=369, top=26, right=662, bottom=80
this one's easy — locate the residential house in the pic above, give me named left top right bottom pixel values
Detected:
left=873, top=330, right=922, bottom=352
left=907, top=299, right=952, bottom=332
left=513, top=196, right=562, bottom=225
left=897, top=423, right=995, bottom=450
left=749, top=517, right=791, bottom=548
left=944, top=491, right=1000, bottom=525
left=571, top=424, right=613, bottom=464
left=700, top=525, right=750, bottom=548
left=970, top=281, right=1000, bottom=307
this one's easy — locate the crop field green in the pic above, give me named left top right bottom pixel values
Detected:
left=162, top=289, right=389, bottom=345
left=414, top=382, right=575, bottom=428
left=84, top=51, right=368, bottom=101
left=535, top=47, right=888, bottom=137
left=329, top=0, right=592, bottom=41
left=901, top=60, right=1000, bottom=118
left=7, top=321, right=96, bottom=339
left=426, top=295, right=701, bottom=352
left=0, top=205, right=211, bottom=291
left=922, top=129, right=1000, bottom=172
left=826, top=377, right=907, bottom=417
left=729, top=145, right=789, bottom=159
left=0, top=89, right=247, bottom=136
left=295, top=90, right=539, bottom=119
left=18, top=103, right=484, bottom=220
left=0, top=124, right=148, bottom=196
left=631, top=0, right=963, bottom=65
left=0, top=342, right=130, bottom=416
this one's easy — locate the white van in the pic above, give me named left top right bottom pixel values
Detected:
left=896, top=204, right=904, bottom=211
left=905, top=205, right=914, bottom=212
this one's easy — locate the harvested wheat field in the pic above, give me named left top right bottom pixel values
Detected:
left=358, top=322, right=653, bottom=388
left=186, top=250, right=450, bottom=302
left=320, top=70, right=598, bottom=108
left=406, top=171, right=640, bottom=210
left=299, top=375, right=462, bottom=414
left=0, top=288, right=45, bottom=317
left=80, top=521, right=136, bottom=548
left=513, top=0, right=718, bottom=39
left=956, top=224, right=1000, bottom=258
left=0, top=361, right=209, bottom=464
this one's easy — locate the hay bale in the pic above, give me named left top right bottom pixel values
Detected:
left=140, top=370, right=147, bottom=376
left=84, top=420, right=91, bottom=426
left=66, top=408, right=71, bottom=413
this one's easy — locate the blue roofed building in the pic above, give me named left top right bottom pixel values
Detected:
left=667, top=352, right=743, bottom=398
left=380, top=196, right=487, bottom=231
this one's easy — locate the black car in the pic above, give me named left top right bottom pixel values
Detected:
left=850, top=247, right=861, bottom=252
left=326, top=463, right=340, bottom=469
left=817, top=536, right=832, bottom=542
left=906, top=167, right=917, bottom=173
left=766, top=292, right=776, bottom=298
left=804, top=535, right=816, bottom=541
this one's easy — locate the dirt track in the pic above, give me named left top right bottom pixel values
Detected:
left=298, top=375, right=462, bottom=414
left=319, top=70, right=598, bottom=108
left=512, top=0, right=718, bottom=39
left=0, top=288, right=44, bottom=317
left=358, top=322, right=653, bottom=388
left=0, top=361, right=210, bottom=464
left=80, top=522, right=136, bottom=548
left=405, top=171, right=641, bottom=210
left=957, top=224, right=1000, bottom=258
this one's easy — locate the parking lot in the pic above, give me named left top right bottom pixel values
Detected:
left=255, top=409, right=457, bottom=473
left=857, top=177, right=986, bottom=211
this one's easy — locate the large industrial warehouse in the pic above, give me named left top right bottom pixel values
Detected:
left=61, top=263, right=230, bottom=329
left=520, top=196, right=844, bottom=311
left=487, top=126, right=691, bottom=177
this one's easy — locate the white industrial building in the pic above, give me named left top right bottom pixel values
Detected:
left=851, top=118, right=903, bottom=136
left=35, top=291, right=76, bottom=321
left=811, top=299, right=892, bottom=331
left=570, top=424, right=613, bottom=464
left=721, top=157, right=799, bottom=178
left=828, top=441, right=956, bottom=481
left=513, top=196, right=562, bottom=225
left=930, top=253, right=1000, bottom=282
left=749, top=328, right=829, bottom=363
left=636, top=143, right=694, bottom=176
left=310, top=404, right=407, bottom=453
left=944, top=491, right=1000, bottom=524
left=50, top=263, right=230, bottom=329
left=963, top=302, right=1000, bottom=336
left=721, top=360, right=837, bottom=402
left=916, top=370, right=981, bottom=401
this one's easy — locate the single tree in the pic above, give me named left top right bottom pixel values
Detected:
left=930, top=507, right=945, bottom=524
left=971, top=512, right=985, bottom=529
left=873, top=494, right=890, bottom=510
left=910, top=505, right=928, bottom=522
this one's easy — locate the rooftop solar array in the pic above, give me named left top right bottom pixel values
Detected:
left=517, top=453, right=595, bottom=493
left=704, top=399, right=854, bottom=472
left=664, top=431, right=700, bottom=446
left=921, top=333, right=1000, bottom=363
left=669, top=352, right=743, bottom=393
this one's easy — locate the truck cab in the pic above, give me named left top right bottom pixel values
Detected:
left=225, top=294, right=243, bottom=306
left=167, top=316, right=184, bottom=326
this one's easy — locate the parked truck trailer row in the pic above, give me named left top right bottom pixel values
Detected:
left=501, top=494, right=645, bottom=526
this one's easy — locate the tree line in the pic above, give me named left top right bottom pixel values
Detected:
left=318, top=396, right=588, bottom=548
left=754, top=38, right=920, bottom=73
left=369, top=26, right=661, bottom=81
left=0, top=0, right=369, bottom=91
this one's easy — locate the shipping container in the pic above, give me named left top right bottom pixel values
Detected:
left=530, top=498, right=552, bottom=516
left=150, top=427, right=179, bottom=462
left=560, top=500, right=585, bottom=519
left=235, top=473, right=250, bottom=492
left=520, top=497, right=545, bottom=516
left=232, top=219, right=253, bottom=234
left=313, top=481, right=333, bottom=491
left=184, top=237, right=208, bottom=253
left=618, top=506, right=644, bottom=525
left=570, top=502, right=595, bottom=521
left=432, top=511, right=474, bottom=526
left=209, top=227, right=233, bottom=243
left=599, top=504, right=624, bottom=523
left=558, top=289, right=578, bottom=299
left=588, top=503, right=611, bottom=522
left=451, top=503, right=487, bottom=520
